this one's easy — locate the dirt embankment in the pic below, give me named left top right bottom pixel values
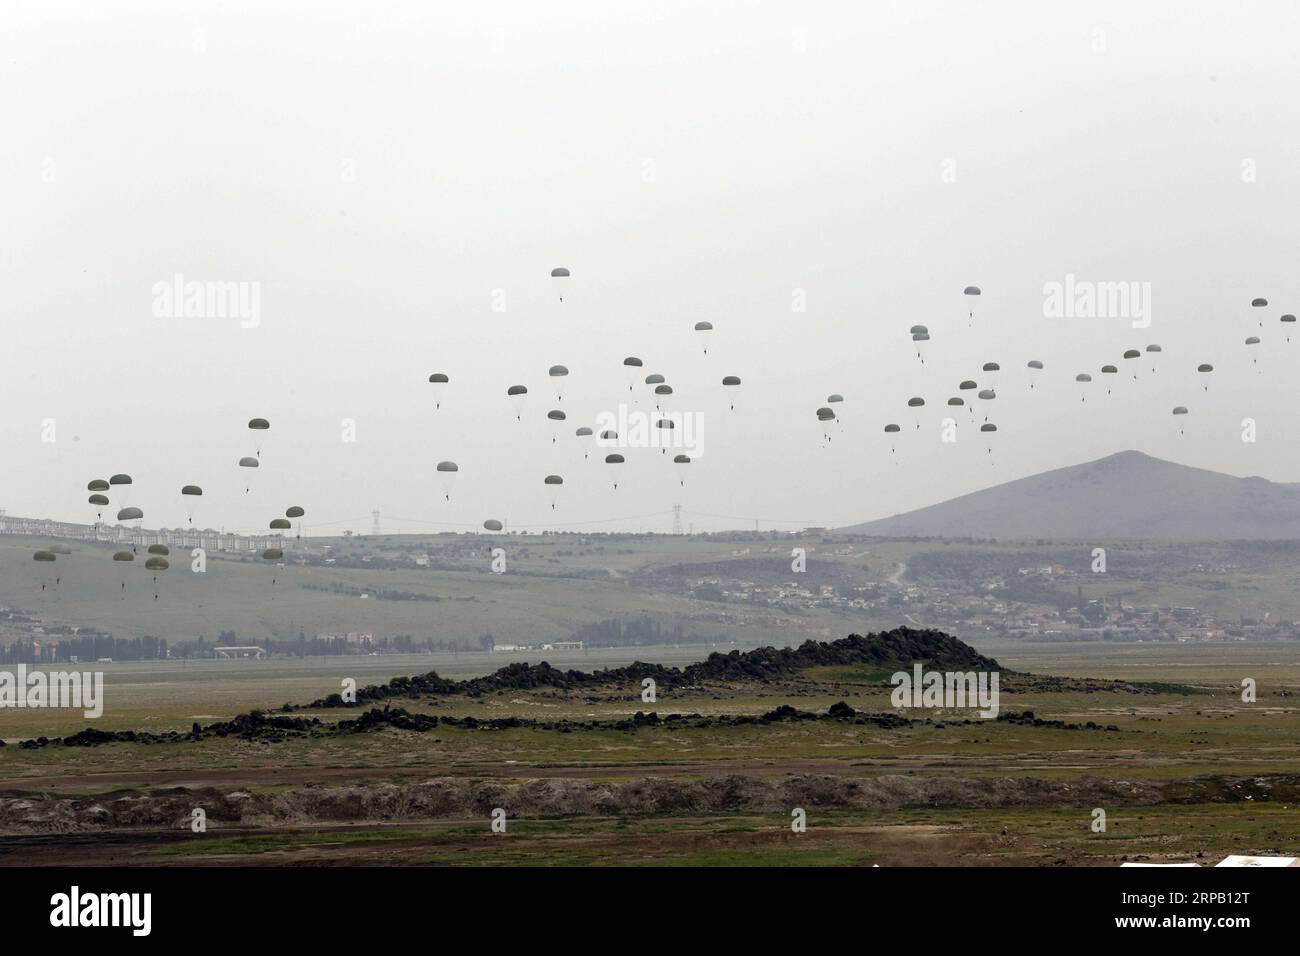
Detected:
left=9, top=771, right=1293, bottom=834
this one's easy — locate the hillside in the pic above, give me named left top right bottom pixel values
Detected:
left=839, top=451, right=1300, bottom=540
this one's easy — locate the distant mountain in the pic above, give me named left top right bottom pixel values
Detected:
left=838, top=451, right=1300, bottom=540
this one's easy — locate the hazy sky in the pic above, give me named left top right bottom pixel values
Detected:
left=4, top=1, right=1299, bottom=535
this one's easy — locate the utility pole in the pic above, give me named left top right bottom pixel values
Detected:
left=672, top=504, right=683, bottom=535
left=371, top=510, right=381, bottom=536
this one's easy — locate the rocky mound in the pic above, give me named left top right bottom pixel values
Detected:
left=301, top=627, right=1001, bottom=709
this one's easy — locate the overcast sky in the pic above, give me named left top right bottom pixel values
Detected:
left=3, top=1, right=1299, bottom=535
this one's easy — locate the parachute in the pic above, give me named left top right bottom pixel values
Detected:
left=88, top=493, right=109, bottom=521
left=1027, top=359, right=1044, bottom=389
left=575, top=425, right=593, bottom=458
left=673, top=454, right=691, bottom=487
left=145, top=555, right=168, bottom=599
left=722, top=375, right=742, bottom=410
left=652, top=384, right=673, bottom=414
left=1075, top=372, right=1092, bottom=402
left=428, top=373, right=449, bottom=409
left=180, top=484, right=202, bottom=524
left=248, top=418, right=270, bottom=460
left=1197, top=363, right=1214, bottom=391
left=911, top=331, right=931, bottom=364
left=113, top=550, right=133, bottom=595
left=1101, top=364, right=1118, bottom=394
left=1172, top=405, right=1189, bottom=436
left=548, top=365, right=569, bottom=401
left=981, top=362, right=1000, bottom=391
left=88, top=479, right=109, bottom=492
left=261, top=547, right=283, bottom=598
left=979, top=422, right=998, bottom=455
left=907, top=396, right=925, bottom=430
left=1282, top=315, right=1296, bottom=343
left=655, top=417, right=675, bottom=454
left=238, top=456, right=259, bottom=493
left=543, top=474, right=564, bottom=509
left=270, top=518, right=291, bottom=530
left=604, top=453, right=625, bottom=490
left=1146, top=343, right=1162, bottom=374
left=884, top=423, right=901, bottom=455
left=1245, top=336, right=1261, bottom=369
left=547, top=408, right=567, bottom=443
left=694, top=321, right=713, bottom=355
left=117, top=506, right=144, bottom=523
left=947, top=397, right=964, bottom=406
left=436, top=461, right=459, bottom=501
left=30, top=549, right=56, bottom=595
left=286, top=505, right=306, bottom=539
left=964, top=286, right=981, bottom=325
left=1122, top=348, right=1142, bottom=379
left=147, top=544, right=169, bottom=556
left=623, top=357, right=643, bottom=392
left=483, top=519, right=504, bottom=532
left=816, top=406, right=836, bottom=443
left=1252, top=297, right=1267, bottom=325
left=507, top=384, right=528, bottom=421
left=551, top=267, right=570, bottom=302
left=33, top=549, right=59, bottom=594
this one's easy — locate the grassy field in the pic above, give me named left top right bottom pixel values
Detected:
left=0, top=532, right=874, bottom=646
left=4, top=529, right=1300, bottom=865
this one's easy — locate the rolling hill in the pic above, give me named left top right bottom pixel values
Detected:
left=838, top=451, right=1300, bottom=540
